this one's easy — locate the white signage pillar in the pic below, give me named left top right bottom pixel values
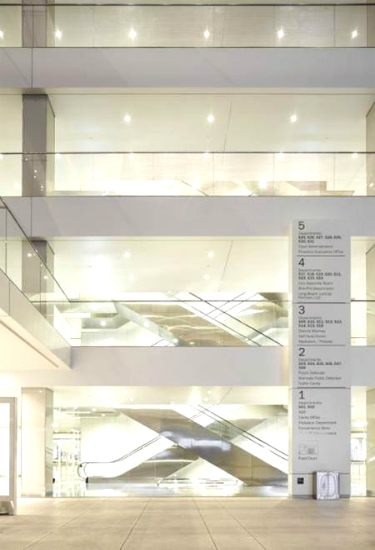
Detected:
left=289, top=220, right=351, bottom=497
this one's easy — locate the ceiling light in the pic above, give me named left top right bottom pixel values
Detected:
left=124, top=390, right=128, bottom=394
left=43, top=275, right=48, bottom=280
left=129, top=153, right=135, bottom=159
left=258, top=177, right=268, bottom=189
left=208, top=251, right=214, bottom=258
left=129, top=28, right=137, bottom=40
left=290, top=114, right=297, bottom=123
left=204, top=152, right=210, bottom=159
left=204, top=274, right=210, bottom=280
left=130, top=397, right=134, bottom=402
left=370, top=183, right=374, bottom=188
left=91, top=303, right=98, bottom=311
left=124, top=114, right=131, bottom=123
left=351, top=29, right=358, bottom=39
left=55, top=153, right=61, bottom=160
left=144, top=321, right=150, bottom=328
left=191, top=180, right=201, bottom=189
left=277, top=28, right=284, bottom=39
left=207, top=391, right=212, bottom=395
left=352, top=152, right=358, bottom=159
left=129, top=274, right=135, bottom=281
left=204, top=397, right=209, bottom=401
left=173, top=338, right=178, bottom=343
left=207, top=114, right=215, bottom=124
left=27, top=253, right=32, bottom=258
left=204, top=29, right=210, bottom=39
left=124, top=252, right=130, bottom=259
left=100, top=320, right=107, bottom=327
left=52, top=423, right=58, bottom=428
left=92, top=408, right=97, bottom=412
left=277, top=152, right=284, bottom=160
left=15, top=183, right=20, bottom=188
left=0, top=30, right=4, bottom=39
left=55, top=29, right=62, bottom=40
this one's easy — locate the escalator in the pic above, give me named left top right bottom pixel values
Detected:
left=78, top=406, right=288, bottom=486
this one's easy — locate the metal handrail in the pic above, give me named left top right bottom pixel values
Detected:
left=195, top=404, right=288, bottom=460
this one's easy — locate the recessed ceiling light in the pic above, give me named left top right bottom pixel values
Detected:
left=0, top=30, right=4, bottom=39
left=207, top=390, right=212, bottom=395
left=100, top=320, right=107, bottom=327
left=352, top=152, right=358, bottom=159
left=204, top=274, right=210, bottom=280
left=129, top=28, right=137, bottom=40
left=290, top=114, right=297, bottom=123
left=43, top=275, right=48, bottom=280
left=129, top=274, right=135, bottom=281
left=55, top=29, right=62, bottom=40
left=369, top=182, right=374, bottom=188
left=208, top=251, right=214, bottom=258
left=101, top=413, right=105, bottom=417
left=92, top=408, right=97, bottom=412
left=351, top=29, right=358, bottom=39
left=144, top=321, right=150, bottom=328
left=204, top=397, right=208, bottom=401
left=204, top=29, right=210, bottom=39
left=124, top=114, right=131, bottom=123
left=15, top=183, right=20, bottom=188
left=55, top=153, right=61, bottom=160
left=204, top=152, right=210, bottom=159
left=129, top=153, right=135, bottom=159
left=277, top=152, right=284, bottom=160
left=52, top=423, right=58, bottom=428
left=277, top=28, right=284, bottom=39
left=207, top=114, right=215, bottom=123
left=124, top=252, right=130, bottom=258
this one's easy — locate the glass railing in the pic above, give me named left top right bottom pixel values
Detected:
left=2, top=3, right=375, bottom=48
left=0, top=198, right=71, bottom=341
left=1, top=152, right=375, bottom=197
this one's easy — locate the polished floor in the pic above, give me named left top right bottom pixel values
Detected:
left=1, top=497, right=375, bottom=549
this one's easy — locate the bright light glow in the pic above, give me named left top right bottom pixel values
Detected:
left=130, top=397, right=134, bottom=402
left=204, top=29, right=210, bottom=39
left=204, top=274, right=210, bottom=280
left=55, top=29, right=62, bottom=40
left=129, top=274, right=135, bottom=281
left=91, top=303, right=98, bottom=311
left=124, top=114, right=131, bottom=123
left=0, top=154, right=2, bottom=160
left=277, top=28, right=284, bottom=39
left=100, top=320, right=107, bottom=327
left=0, top=30, right=4, bottom=39
left=204, top=152, right=210, bottom=159
left=351, top=29, right=358, bottom=39
left=27, top=253, right=32, bottom=258
left=52, top=423, right=58, bottom=428
left=290, top=114, right=298, bottom=123
left=208, top=251, right=214, bottom=258
left=144, top=321, right=150, bottom=328
left=173, top=338, right=178, bottom=343
left=370, top=183, right=374, bottom=188
left=258, top=177, right=268, bottom=189
left=352, top=152, right=358, bottom=159
left=191, top=180, right=201, bottom=189
left=43, top=275, right=48, bottom=280
left=92, top=408, right=97, bottom=412
left=15, top=183, right=20, bottom=188
left=129, top=153, right=135, bottom=159
left=124, top=252, right=130, bottom=258
left=207, top=114, right=215, bottom=124
left=55, top=153, right=61, bottom=160
left=277, top=152, right=284, bottom=160
left=129, top=28, right=137, bottom=40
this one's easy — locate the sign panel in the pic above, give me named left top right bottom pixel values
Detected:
left=290, top=220, right=350, bottom=497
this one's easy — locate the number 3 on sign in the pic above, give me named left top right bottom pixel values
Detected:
left=299, top=305, right=305, bottom=314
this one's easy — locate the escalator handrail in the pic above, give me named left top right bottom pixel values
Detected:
left=194, top=405, right=288, bottom=461
left=77, top=435, right=162, bottom=479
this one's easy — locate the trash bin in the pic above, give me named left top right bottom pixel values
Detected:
left=315, top=471, right=340, bottom=500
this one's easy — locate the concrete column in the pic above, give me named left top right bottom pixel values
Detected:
left=366, top=102, right=375, bottom=196
left=22, top=94, right=55, bottom=197
left=367, top=389, right=375, bottom=495
left=366, top=245, right=375, bottom=344
left=22, top=1, right=55, bottom=48
left=21, top=388, right=54, bottom=497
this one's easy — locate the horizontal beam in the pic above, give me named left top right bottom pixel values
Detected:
left=5, top=196, right=375, bottom=238
left=2, top=48, right=375, bottom=88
